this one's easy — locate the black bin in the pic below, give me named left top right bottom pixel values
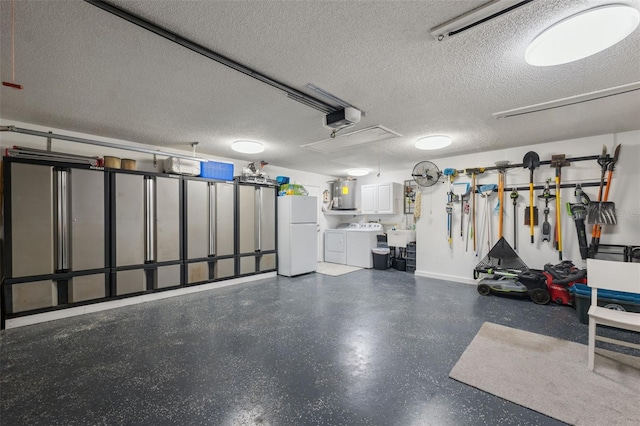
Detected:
left=372, top=248, right=391, bottom=270
left=392, top=258, right=406, bottom=271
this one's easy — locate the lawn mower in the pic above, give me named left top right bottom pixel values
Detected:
left=474, top=237, right=551, bottom=304
left=543, top=261, right=587, bottom=305
left=477, top=269, right=550, bottom=305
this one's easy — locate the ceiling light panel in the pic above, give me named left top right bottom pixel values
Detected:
left=300, top=125, right=401, bottom=153
left=525, top=5, right=640, bottom=66
left=348, top=169, right=369, bottom=177
left=415, top=136, right=452, bottom=150
left=232, top=140, right=264, bottom=154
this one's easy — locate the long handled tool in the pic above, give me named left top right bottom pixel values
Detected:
left=588, top=146, right=617, bottom=254
left=591, top=144, right=620, bottom=253
left=523, top=151, right=540, bottom=244
left=476, top=184, right=497, bottom=258
left=495, top=161, right=509, bottom=239
left=510, top=190, right=519, bottom=250
left=465, top=168, right=484, bottom=252
left=550, top=154, right=570, bottom=261
left=538, top=179, right=555, bottom=243
left=464, top=201, right=471, bottom=251
left=453, top=182, right=470, bottom=240
left=568, top=184, right=590, bottom=260
left=443, top=169, right=456, bottom=247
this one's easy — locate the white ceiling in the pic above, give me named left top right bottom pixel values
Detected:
left=1, top=0, right=639, bottom=177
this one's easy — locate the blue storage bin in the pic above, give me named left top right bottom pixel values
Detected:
left=200, top=161, right=234, bottom=180
left=570, top=283, right=640, bottom=324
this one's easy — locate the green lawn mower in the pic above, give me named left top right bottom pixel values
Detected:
left=475, top=236, right=550, bottom=305
left=477, top=270, right=550, bottom=305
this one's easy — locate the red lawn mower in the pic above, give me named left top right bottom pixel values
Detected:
left=543, top=261, right=587, bottom=305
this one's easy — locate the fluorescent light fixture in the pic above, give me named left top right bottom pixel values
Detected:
left=231, top=140, right=264, bottom=154
left=493, top=81, right=640, bottom=118
left=430, top=0, right=533, bottom=41
left=300, top=125, right=401, bottom=153
left=348, top=169, right=369, bottom=177
left=415, top=136, right=452, bottom=150
left=526, top=5, right=640, bottom=66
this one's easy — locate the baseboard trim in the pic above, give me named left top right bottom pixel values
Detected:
left=415, top=270, right=476, bottom=285
left=5, top=272, right=277, bottom=329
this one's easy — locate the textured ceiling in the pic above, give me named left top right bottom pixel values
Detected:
left=1, top=0, right=639, bottom=177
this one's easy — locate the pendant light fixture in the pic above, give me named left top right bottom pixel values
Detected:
left=526, top=4, right=640, bottom=67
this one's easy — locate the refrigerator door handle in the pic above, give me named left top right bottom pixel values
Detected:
left=255, top=187, right=262, bottom=251
left=145, top=176, right=156, bottom=262
left=55, top=169, right=70, bottom=271
left=208, top=182, right=216, bottom=256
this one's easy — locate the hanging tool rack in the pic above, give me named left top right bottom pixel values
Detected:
left=454, top=154, right=604, bottom=193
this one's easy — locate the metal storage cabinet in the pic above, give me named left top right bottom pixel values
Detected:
left=2, top=159, right=109, bottom=323
left=184, top=178, right=235, bottom=284
left=237, top=183, right=277, bottom=275
left=111, top=171, right=182, bottom=295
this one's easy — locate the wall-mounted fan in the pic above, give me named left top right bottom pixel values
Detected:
left=412, top=161, right=441, bottom=187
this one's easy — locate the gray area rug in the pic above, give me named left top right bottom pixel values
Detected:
left=450, top=322, right=640, bottom=426
left=316, top=262, right=362, bottom=276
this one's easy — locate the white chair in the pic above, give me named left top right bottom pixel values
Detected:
left=586, top=259, right=640, bottom=371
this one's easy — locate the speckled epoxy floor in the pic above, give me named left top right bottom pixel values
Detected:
left=0, top=269, right=616, bottom=425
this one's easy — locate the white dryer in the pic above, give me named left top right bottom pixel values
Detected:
left=346, top=223, right=384, bottom=268
left=324, top=223, right=359, bottom=264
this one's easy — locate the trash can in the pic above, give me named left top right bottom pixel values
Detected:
left=372, top=248, right=391, bottom=270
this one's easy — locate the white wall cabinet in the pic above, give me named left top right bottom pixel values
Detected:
left=361, top=182, right=402, bottom=214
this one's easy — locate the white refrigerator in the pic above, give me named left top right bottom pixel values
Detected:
left=277, top=196, right=318, bottom=277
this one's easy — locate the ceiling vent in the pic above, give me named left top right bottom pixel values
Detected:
left=493, top=81, right=640, bottom=119
left=300, top=125, right=401, bottom=153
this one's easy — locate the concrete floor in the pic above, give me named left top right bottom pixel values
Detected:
left=0, top=269, right=607, bottom=425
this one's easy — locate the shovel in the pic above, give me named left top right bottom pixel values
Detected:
left=587, top=147, right=616, bottom=225
left=589, top=144, right=621, bottom=253
left=523, top=151, right=540, bottom=243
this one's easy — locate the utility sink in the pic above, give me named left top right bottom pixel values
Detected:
left=387, top=230, right=416, bottom=248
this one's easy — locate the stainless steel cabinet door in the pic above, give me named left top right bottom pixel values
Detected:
left=238, top=185, right=256, bottom=253
left=156, top=177, right=180, bottom=262
left=186, top=180, right=209, bottom=259
left=71, top=168, right=105, bottom=270
left=259, top=186, right=276, bottom=251
left=10, top=163, right=55, bottom=277
left=216, top=182, right=235, bottom=256
left=115, top=174, right=145, bottom=267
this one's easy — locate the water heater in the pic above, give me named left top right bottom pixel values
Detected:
left=330, top=178, right=357, bottom=210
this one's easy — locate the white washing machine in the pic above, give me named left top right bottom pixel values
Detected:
left=346, top=223, right=384, bottom=268
left=324, top=223, right=359, bottom=264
